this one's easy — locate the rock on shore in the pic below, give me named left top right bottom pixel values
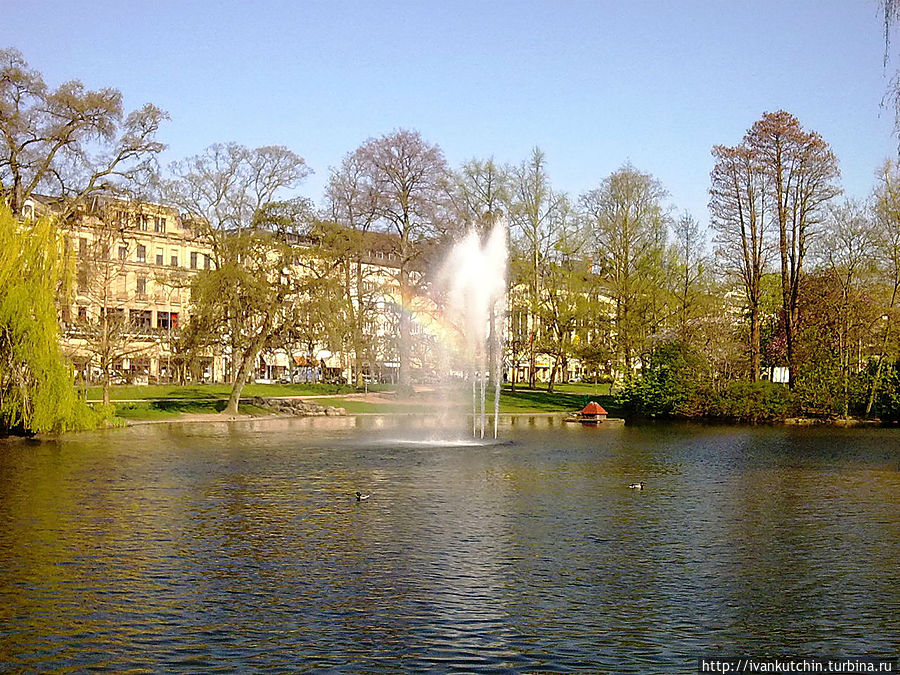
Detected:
left=249, top=397, right=347, bottom=417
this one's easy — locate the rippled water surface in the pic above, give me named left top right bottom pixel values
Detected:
left=1, top=417, right=898, bottom=672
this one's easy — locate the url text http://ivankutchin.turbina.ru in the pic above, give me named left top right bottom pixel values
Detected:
left=698, top=657, right=897, bottom=673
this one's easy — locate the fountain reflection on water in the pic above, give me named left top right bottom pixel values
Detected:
left=436, top=220, right=508, bottom=439
left=2, top=422, right=898, bottom=672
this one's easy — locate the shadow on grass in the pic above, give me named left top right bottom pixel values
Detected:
left=114, top=400, right=271, bottom=420
left=499, top=387, right=620, bottom=413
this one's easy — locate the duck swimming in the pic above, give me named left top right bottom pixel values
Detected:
left=356, top=491, right=370, bottom=501
left=628, top=482, right=644, bottom=490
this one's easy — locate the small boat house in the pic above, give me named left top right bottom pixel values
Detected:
left=566, top=400, right=609, bottom=424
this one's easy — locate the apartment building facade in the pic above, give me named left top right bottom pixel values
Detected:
left=26, top=196, right=223, bottom=383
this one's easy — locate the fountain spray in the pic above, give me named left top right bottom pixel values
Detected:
left=439, top=220, right=508, bottom=439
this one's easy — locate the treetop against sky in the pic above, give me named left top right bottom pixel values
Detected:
left=0, top=1, right=895, bottom=222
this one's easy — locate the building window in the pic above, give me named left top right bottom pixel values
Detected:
left=204, top=254, right=211, bottom=270
left=136, top=245, right=146, bottom=262
left=136, top=276, right=147, bottom=296
left=118, top=246, right=127, bottom=260
left=79, top=237, right=88, bottom=256
left=77, top=306, right=88, bottom=322
left=157, top=311, right=180, bottom=330
left=155, top=249, right=164, bottom=266
left=77, top=266, right=89, bottom=293
left=190, top=252, right=198, bottom=269
left=130, top=309, right=152, bottom=329
left=170, top=254, right=178, bottom=267
left=154, top=216, right=166, bottom=233
left=136, top=214, right=148, bottom=231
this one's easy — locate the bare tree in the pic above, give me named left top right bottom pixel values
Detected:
left=880, top=1, right=900, bottom=139
left=326, top=152, right=385, bottom=386
left=816, top=200, right=876, bottom=417
left=450, top=157, right=511, bottom=394
left=867, top=159, right=900, bottom=414
left=536, top=198, right=588, bottom=392
left=709, top=143, right=771, bottom=380
left=580, top=163, right=669, bottom=375
left=671, top=212, right=708, bottom=338
left=65, top=199, right=159, bottom=404
left=0, top=48, right=167, bottom=218
left=166, top=143, right=310, bottom=414
left=349, top=129, right=450, bottom=392
left=451, top=157, right=510, bottom=236
left=748, top=110, right=840, bottom=386
left=509, top=148, right=567, bottom=388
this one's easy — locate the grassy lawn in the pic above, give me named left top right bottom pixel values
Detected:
left=314, top=391, right=616, bottom=415
left=549, top=382, right=614, bottom=396
left=85, top=382, right=360, bottom=401
left=113, top=400, right=273, bottom=420
left=496, top=386, right=618, bottom=413
left=311, top=397, right=436, bottom=414
left=99, top=381, right=619, bottom=419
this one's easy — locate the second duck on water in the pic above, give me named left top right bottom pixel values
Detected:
left=629, top=482, right=644, bottom=490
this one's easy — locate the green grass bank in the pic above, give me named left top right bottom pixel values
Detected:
left=92, top=382, right=617, bottom=422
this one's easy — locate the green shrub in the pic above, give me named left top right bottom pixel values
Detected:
left=707, top=381, right=795, bottom=422
left=873, top=361, right=900, bottom=422
left=618, top=341, right=704, bottom=418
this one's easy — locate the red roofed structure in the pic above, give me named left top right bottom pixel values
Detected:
left=566, top=400, right=610, bottom=424
left=581, top=401, right=606, bottom=419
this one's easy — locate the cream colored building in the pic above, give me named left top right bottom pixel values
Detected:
left=31, top=194, right=594, bottom=388
left=27, top=195, right=225, bottom=383
left=37, top=195, right=434, bottom=386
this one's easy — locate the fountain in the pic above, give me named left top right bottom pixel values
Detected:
left=436, top=220, right=508, bottom=439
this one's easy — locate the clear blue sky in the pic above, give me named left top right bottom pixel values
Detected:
left=3, top=0, right=896, bottom=225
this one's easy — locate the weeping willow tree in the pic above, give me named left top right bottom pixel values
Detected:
left=0, top=206, right=100, bottom=434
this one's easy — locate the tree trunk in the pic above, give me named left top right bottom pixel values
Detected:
left=749, top=305, right=761, bottom=382
left=547, top=357, right=557, bottom=394
left=101, top=313, right=111, bottom=405
left=398, top=265, right=412, bottom=395
left=224, top=323, right=269, bottom=415
left=866, top=352, right=887, bottom=418
left=866, top=283, right=899, bottom=417
left=224, top=348, right=257, bottom=415
left=527, top=332, right=535, bottom=389
left=354, top=260, right=365, bottom=388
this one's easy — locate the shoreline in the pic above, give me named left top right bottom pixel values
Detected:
left=119, top=410, right=581, bottom=427
left=61, top=410, right=892, bottom=438
left=8, top=402, right=897, bottom=442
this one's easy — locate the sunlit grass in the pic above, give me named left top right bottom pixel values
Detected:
left=85, top=382, right=360, bottom=401
left=113, top=400, right=273, bottom=420
left=493, top=386, right=617, bottom=413
left=101, top=380, right=619, bottom=419
left=311, top=397, right=435, bottom=414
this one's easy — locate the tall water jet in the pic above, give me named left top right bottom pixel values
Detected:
left=436, top=219, right=508, bottom=439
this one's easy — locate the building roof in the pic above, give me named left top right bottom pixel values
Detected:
left=581, top=401, right=608, bottom=415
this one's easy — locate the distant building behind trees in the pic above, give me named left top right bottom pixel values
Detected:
left=7, top=46, right=900, bottom=427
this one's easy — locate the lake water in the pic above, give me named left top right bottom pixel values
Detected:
left=1, top=416, right=898, bottom=672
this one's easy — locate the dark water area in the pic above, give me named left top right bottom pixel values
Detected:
left=0, top=417, right=898, bottom=672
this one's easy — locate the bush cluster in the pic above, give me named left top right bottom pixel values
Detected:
left=619, top=342, right=795, bottom=422
left=620, top=340, right=900, bottom=422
